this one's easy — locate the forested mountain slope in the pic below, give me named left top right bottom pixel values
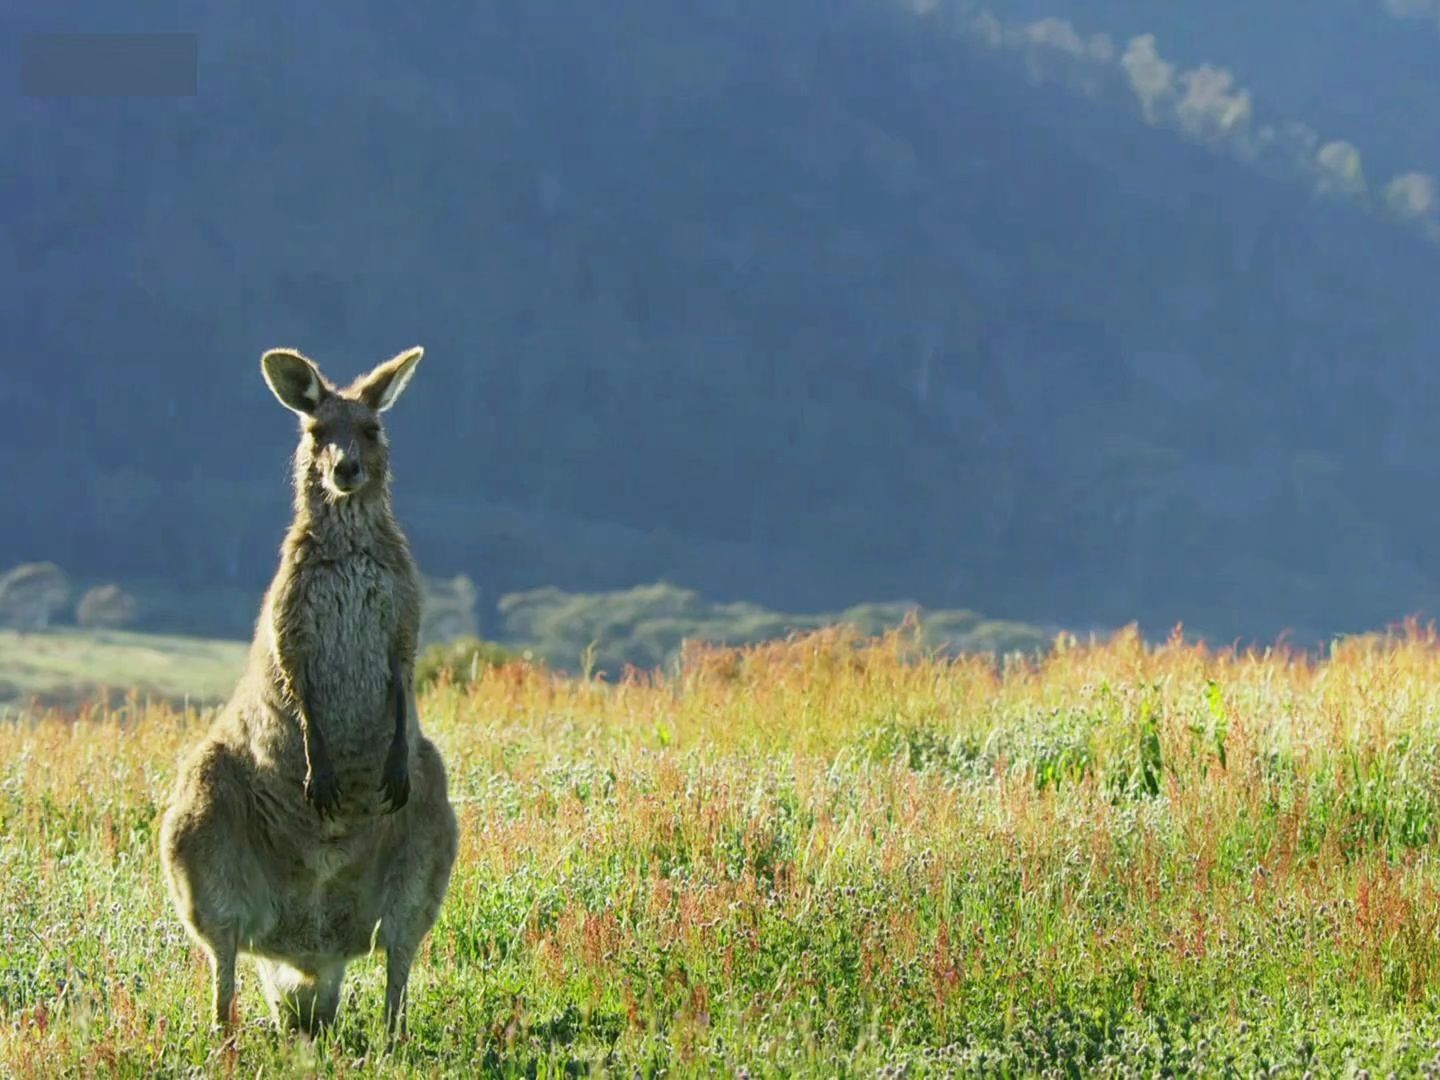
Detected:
left=6, top=0, right=1440, bottom=643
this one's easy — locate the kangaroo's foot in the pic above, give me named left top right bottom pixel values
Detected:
left=210, top=930, right=239, bottom=1031
left=383, top=947, right=412, bottom=1049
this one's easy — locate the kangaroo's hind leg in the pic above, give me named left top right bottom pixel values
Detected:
left=159, top=740, right=258, bottom=1032
left=378, top=738, right=458, bottom=1046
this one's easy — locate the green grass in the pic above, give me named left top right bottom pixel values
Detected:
left=0, top=627, right=246, bottom=710
left=7, top=624, right=1440, bottom=1075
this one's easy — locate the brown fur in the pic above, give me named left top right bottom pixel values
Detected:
left=158, top=346, right=458, bottom=1040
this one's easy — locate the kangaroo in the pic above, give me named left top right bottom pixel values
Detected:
left=158, top=346, right=458, bottom=1041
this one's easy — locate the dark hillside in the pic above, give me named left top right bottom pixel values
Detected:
left=6, top=0, right=1440, bottom=643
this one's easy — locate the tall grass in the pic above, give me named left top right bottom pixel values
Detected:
left=6, top=622, right=1440, bottom=1075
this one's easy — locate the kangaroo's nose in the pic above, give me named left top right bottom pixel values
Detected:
left=335, top=458, right=361, bottom=486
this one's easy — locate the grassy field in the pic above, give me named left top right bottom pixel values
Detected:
left=0, top=627, right=246, bottom=710
left=6, top=624, right=1440, bottom=1075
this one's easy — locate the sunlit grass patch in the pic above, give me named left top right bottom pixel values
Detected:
left=0, top=627, right=246, bottom=710
left=8, top=621, right=1440, bottom=1074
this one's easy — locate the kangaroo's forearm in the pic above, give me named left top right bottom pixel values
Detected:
left=295, top=685, right=340, bottom=814
left=275, top=647, right=328, bottom=767
left=378, top=652, right=412, bottom=811
left=299, top=694, right=333, bottom=769
left=388, top=655, right=408, bottom=751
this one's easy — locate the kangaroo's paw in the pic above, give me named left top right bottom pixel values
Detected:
left=378, top=746, right=410, bottom=813
left=305, top=762, right=342, bottom=817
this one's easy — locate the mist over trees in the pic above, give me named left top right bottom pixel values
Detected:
left=1382, top=0, right=1440, bottom=27
left=7, top=0, right=1440, bottom=645
left=953, top=5, right=1440, bottom=241
left=978, top=0, right=1440, bottom=180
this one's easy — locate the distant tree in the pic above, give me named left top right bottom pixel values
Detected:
left=0, top=563, right=70, bottom=631
left=415, top=636, right=522, bottom=690
left=420, top=574, right=480, bottom=646
left=76, top=584, right=138, bottom=630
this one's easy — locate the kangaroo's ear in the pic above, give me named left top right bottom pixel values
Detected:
left=261, top=349, right=328, bottom=415
left=355, top=346, right=423, bottom=413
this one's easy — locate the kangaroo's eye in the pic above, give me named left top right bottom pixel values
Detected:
left=363, top=423, right=381, bottom=440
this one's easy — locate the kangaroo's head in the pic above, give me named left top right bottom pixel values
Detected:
left=261, top=346, right=423, bottom=503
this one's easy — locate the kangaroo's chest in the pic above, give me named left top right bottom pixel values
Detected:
left=300, top=557, right=398, bottom=723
